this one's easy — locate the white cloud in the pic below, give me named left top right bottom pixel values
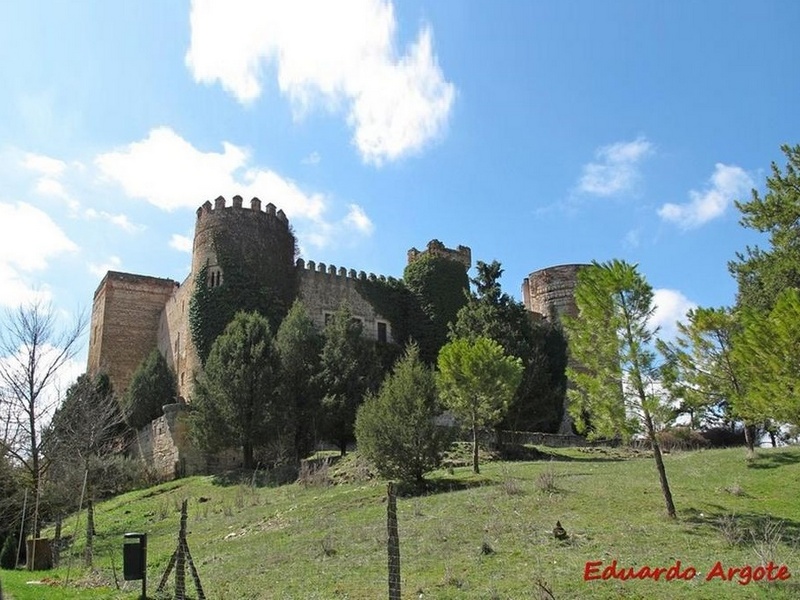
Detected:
left=95, top=127, right=374, bottom=248
left=169, top=234, right=193, bottom=254
left=344, top=204, right=374, bottom=235
left=84, top=208, right=143, bottom=233
left=21, top=152, right=80, bottom=211
left=0, top=265, right=52, bottom=307
left=0, top=344, right=85, bottom=433
left=22, top=153, right=66, bottom=177
left=88, top=256, right=122, bottom=278
left=0, top=202, right=77, bottom=307
left=658, top=163, right=753, bottom=229
left=578, top=136, right=653, bottom=196
left=650, top=288, right=696, bottom=340
left=95, top=127, right=249, bottom=211
left=185, top=0, right=455, bottom=164
left=0, top=202, right=78, bottom=272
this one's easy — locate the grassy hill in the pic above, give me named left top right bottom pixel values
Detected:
left=2, top=444, right=799, bottom=599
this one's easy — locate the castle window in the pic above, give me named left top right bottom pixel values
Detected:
left=324, top=311, right=334, bottom=325
left=377, top=321, right=388, bottom=343
left=207, top=268, right=223, bottom=288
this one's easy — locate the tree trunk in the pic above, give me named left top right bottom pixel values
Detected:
left=644, top=411, right=676, bottom=519
left=472, top=420, right=480, bottom=474
left=53, top=516, right=62, bottom=567
left=29, top=390, right=41, bottom=538
left=743, top=423, right=756, bottom=459
left=243, top=442, right=254, bottom=470
left=84, top=498, right=95, bottom=567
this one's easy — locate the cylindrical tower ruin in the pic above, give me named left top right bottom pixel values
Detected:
left=521, top=263, right=587, bottom=321
left=521, top=264, right=589, bottom=435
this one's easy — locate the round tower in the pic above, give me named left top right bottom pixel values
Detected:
left=521, top=263, right=589, bottom=436
left=521, top=264, right=587, bottom=321
left=192, top=195, right=295, bottom=287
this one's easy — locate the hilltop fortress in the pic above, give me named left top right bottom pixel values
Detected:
left=87, top=195, right=584, bottom=476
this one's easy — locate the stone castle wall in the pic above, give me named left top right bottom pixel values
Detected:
left=88, top=272, right=178, bottom=398
left=296, top=259, right=394, bottom=342
left=158, top=279, right=196, bottom=400
left=130, top=403, right=242, bottom=480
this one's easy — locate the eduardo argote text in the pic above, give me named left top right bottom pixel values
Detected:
left=584, top=559, right=791, bottom=585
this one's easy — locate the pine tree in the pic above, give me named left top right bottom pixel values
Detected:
left=729, top=144, right=800, bottom=312
left=191, top=311, right=281, bottom=469
left=436, top=336, right=523, bottom=474
left=563, top=260, right=677, bottom=518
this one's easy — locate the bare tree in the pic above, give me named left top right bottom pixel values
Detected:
left=46, top=373, right=128, bottom=565
left=0, top=300, right=86, bottom=535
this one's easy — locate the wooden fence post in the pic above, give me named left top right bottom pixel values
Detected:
left=387, top=482, right=401, bottom=600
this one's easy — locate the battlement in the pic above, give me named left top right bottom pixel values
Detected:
left=195, top=195, right=289, bottom=226
left=295, top=258, right=397, bottom=284
left=407, top=239, right=471, bottom=269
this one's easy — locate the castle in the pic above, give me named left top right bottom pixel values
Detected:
left=87, top=195, right=584, bottom=476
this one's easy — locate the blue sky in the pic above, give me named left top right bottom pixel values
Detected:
left=1, top=0, right=799, bottom=373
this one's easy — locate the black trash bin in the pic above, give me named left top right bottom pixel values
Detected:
left=123, top=532, right=147, bottom=599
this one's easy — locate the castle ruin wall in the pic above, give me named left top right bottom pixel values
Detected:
left=522, top=264, right=586, bottom=321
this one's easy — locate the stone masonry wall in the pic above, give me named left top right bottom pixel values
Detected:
left=131, top=404, right=201, bottom=480
left=521, top=264, right=586, bottom=321
left=158, top=277, right=197, bottom=401
left=297, top=259, right=394, bottom=342
left=88, top=272, right=178, bottom=398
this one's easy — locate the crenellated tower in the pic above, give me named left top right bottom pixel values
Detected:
left=160, top=195, right=297, bottom=398
left=192, top=194, right=295, bottom=291
left=407, top=239, right=472, bottom=269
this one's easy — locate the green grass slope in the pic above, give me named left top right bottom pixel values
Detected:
left=2, top=445, right=799, bottom=599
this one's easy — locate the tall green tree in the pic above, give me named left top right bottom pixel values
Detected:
left=450, top=260, right=568, bottom=433
left=729, top=144, right=800, bottom=312
left=658, top=307, right=757, bottom=456
left=437, top=336, right=523, bottom=474
left=124, top=349, right=177, bottom=430
left=191, top=311, right=282, bottom=469
left=317, top=303, right=380, bottom=456
left=275, top=300, right=323, bottom=460
left=355, top=344, right=452, bottom=486
left=563, top=260, right=677, bottom=518
left=733, top=288, right=800, bottom=429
